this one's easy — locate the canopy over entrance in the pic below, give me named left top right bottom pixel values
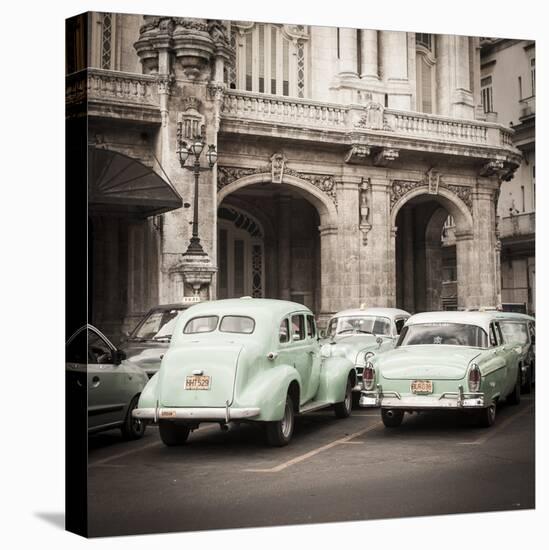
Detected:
left=88, top=147, right=182, bottom=217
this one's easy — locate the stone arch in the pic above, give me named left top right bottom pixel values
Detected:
left=390, top=185, right=473, bottom=234
left=217, top=172, right=338, bottom=227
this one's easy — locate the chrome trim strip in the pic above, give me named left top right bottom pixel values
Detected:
left=133, top=406, right=261, bottom=421
left=359, top=388, right=485, bottom=409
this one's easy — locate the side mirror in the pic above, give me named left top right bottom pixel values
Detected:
left=113, top=349, right=127, bottom=365
left=319, top=329, right=326, bottom=339
left=376, top=336, right=383, bottom=347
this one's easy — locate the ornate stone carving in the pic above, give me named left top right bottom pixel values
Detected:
left=345, top=145, right=371, bottom=164
left=177, top=99, right=205, bottom=142
left=271, top=153, right=286, bottom=183
left=390, top=179, right=473, bottom=213
left=480, top=159, right=505, bottom=177
left=217, top=161, right=338, bottom=208
left=355, top=101, right=392, bottom=131
left=359, top=178, right=372, bottom=245
left=374, top=148, right=399, bottom=166
left=426, top=168, right=440, bottom=194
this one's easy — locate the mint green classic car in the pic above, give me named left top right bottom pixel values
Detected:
left=359, top=311, right=523, bottom=428
left=133, top=298, right=357, bottom=446
left=321, top=307, right=410, bottom=391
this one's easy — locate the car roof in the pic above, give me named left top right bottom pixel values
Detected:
left=147, top=303, right=194, bottom=311
left=180, top=298, right=312, bottom=319
left=406, top=311, right=510, bottom=333
left=493, top=312, right=535, bottom=322
left=330, top=307, right=410, bottom=320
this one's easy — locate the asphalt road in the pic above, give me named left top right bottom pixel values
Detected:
left=87, top=394, right=535, bottom=537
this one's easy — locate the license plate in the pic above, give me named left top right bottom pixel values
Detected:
left=185, top=375, right=211, bottom=390
left=411, top=380, right=433, bottom=394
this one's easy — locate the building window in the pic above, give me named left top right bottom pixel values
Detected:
left=416, top=36, right=436, bottom=113
left=531, top=58, right=535, bottom=96
left=228, top=23, right=308, bottom=98
left=481, top=76, right=494, bottom=113
left=100, top=13, right=113, bottom=70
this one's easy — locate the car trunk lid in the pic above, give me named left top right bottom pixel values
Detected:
left=380, top=346, right=481, bottom=380
left=159, top=342, right=243, bottom=407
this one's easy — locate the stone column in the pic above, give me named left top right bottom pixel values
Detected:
left=379, top=31, right=408, bottom=81
left=363, top=178, right=392, bottom=307
left=471, top=188, right=498, bottom=308
left=400, top=207, right=416, bottom=312
left=425, top=242, right=443, bottom=311
left=360, top=29, right=378, bottom=79
left=455, top=230, right=474, bottom=310
left=338, top=27, right=358, bottom=78
left=318, top=223, right=339, bottom=326
left=436, top=34, right=452, bottom=117
left=277, top=195, right=292, bottom=300
left=335, top=177, right=361, bottom=309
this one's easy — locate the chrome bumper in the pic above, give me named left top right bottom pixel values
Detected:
left=359, top=385, right=485, bottom=409
left=133, top=406, right=261, bottom=423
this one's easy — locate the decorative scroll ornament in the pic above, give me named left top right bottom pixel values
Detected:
left=426, top=168, right=440, bottom=194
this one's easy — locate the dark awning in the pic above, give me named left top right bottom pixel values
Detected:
left=88, top=147, right=182, bottom=217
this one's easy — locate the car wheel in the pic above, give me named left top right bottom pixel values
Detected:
left=521, top=367, right=532, bottom=394
left=266, top=395, right=294, bottom=447
left=159, top=421, right=191, bottom=446
left=478, top=401, right=496, bottom=427
left=507, top=370, right=521, bottom=406
left=381, top=409, right=404, bottom=428
left=334, top=377, right=353, bottom=418
left=121, top=394, right=146, bottom=440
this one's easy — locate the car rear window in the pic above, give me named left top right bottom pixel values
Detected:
left=219, top=316, right=255, bottom=334
left=183, top=316, right=218, bottom=334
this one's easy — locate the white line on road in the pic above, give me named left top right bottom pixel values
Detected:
left=243, top=421, right=382, bottom=473
left=457, top=404, right=533, bottom=446
left=89, top=424, right=219, bottom=467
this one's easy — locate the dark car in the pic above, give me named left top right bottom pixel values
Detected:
left=120, top=302, right=197, bottom=378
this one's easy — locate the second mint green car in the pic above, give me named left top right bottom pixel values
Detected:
left=134, top=298, right=357, bottom=446
left=359, top=311, right=523, bottom=428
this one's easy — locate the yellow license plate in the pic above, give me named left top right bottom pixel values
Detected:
left=411, top=380, right=433, bottom=394
left=185, top=375, right=211, bottom=390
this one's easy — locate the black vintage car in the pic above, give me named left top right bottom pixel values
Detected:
left=120, top=303, right=197, bottom=378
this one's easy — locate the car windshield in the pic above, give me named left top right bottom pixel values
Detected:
left=499, top=321, right=529, bottom=344
left=132, top=308, right=183, bottom=340
left=327, top=315, right=391, bottom=337
left=183, top=315, right=256, bottom=335
left=397, top=323, right=488, bottom=348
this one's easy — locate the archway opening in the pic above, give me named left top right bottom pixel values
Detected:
left=217, top=181, right=322, bottom=313
left=395, top=194, right=462, bottom=313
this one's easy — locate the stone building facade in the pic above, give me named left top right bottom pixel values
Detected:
left=480, top=38, right=535, bottom=314
left=66, top=13, right=522, bottom=338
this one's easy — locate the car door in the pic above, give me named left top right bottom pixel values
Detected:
left=306, top=314, right=321, bottom=399
left=490, top=321, right=515, bottom=397
left=289, top=313, right=316, bottom=404
left=87, top=327, right=129, bottom=431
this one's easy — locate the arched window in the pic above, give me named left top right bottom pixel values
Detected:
left=227, top=23, right=309, bottom=98
left=415, top=33, right=436, bottom=113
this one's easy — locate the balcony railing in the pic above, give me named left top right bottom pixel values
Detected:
left=221, top=90, right=516, bottom=150
left=66, top=68, right=161, bottom=120
left=222, top=90, right=348, bottom=129
left=498, top=211, right=535, bottom=239
left=519, top=96, right=535, bottom=121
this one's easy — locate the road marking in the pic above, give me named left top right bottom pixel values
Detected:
left=457, top=404, right=533, bottom=446
left=243, top=421, right=382, bottom=473
left=88, top=424, right=219, bottom=467
left=352, top=413, right=380, bottom=417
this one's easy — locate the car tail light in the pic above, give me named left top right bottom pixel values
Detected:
left=363, top=362, right=375, bottom=390
left=468, top=363, right=481, bottom=392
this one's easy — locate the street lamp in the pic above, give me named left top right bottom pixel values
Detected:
left=177, top=126, right=217, bottom=256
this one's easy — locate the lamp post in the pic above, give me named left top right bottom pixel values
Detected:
left=177, top=125, right=218, bottom=256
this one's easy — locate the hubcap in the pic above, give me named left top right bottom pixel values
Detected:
left=281, top=401, right=293, bottom=438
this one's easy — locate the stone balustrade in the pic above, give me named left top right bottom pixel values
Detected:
left=87, top=68, right=159, bottom=105
left=221, top=90, right=517, bottom=154
left=222, top=90, right=348, bottom=129
left=498, top=212, right=535, bottom=239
